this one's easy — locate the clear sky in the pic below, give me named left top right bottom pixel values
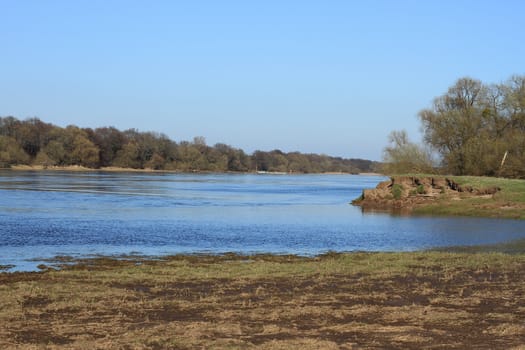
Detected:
left=1, top=1, right=524, bottom=160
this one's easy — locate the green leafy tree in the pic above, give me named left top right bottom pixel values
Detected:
left=287, top=152, right=312, bottom=173
left=0, top=115, right=379, bottom=173
left=41, top=140, right=66, bottom=165
left=70, top=134, right=100, bottom=167
left=497, top=76, right=525, bottom=177
left=268, top=150, right=289, bottom=172
left=0, top=135, right=30, bottom=166
left=90, top=127, right=127, bottom=167
left=417, top=75, right=525, bottom=177
left=114, top=142, right=141, bottom=168
left=419, top=77, right=489, bottom=174
left=145, top=152, right=166, bottom=170
left=52, top=126, right=100, bottom=167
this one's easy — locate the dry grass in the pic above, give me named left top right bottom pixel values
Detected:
left=1, top=252, right=525, bottom=349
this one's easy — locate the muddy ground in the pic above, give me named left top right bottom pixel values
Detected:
left=0, top=253, right=524, bottom=349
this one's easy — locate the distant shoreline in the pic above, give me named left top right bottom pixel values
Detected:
left=3, top=164, right=383, bottom=176
left=356, top=172, right=384, bottom=176
left=9, top=164, right=177, bottom=173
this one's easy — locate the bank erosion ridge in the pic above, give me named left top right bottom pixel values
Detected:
left=351, top=175, right=525, bottom=219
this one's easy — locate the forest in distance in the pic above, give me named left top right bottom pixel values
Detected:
left=0, top=116, right=379, bottom=174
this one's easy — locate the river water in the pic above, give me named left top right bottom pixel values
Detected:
left=1, top=171, right=525, bottom=271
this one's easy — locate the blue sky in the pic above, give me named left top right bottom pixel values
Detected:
left=1, top=1, right=524, bottom=160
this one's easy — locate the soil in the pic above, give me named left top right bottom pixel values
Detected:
left=1, top=255, right=524, bottom=349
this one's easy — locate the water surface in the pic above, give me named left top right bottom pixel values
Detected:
left=1, top=171, right=525, bottom=271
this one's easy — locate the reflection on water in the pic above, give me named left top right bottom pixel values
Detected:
left=1, top=170, right=525, bottom=271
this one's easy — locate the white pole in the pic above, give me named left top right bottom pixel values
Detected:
left=500, top=150, right=508, bottom=169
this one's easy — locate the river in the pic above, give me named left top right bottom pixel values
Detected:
left=1, top=171, right=525, bottom=271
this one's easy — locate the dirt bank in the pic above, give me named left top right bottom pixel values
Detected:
left=352, top=176, right=502, bottom=214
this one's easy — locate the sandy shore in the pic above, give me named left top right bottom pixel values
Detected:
left=6, top=165, right=368, bottom=175
left=9, top=165, right=173, bottom=173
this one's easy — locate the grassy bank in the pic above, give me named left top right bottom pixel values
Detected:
left=1, top=251, right=525, bottom=349
left=413, top=175, right=525, bottom=219
left=358, top=174, right=525, bottom=220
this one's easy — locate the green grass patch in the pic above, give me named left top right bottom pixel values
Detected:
left=431, top=238, right=525, bottom=254
left=391, top=184, right=403, bottom=199
left=50, top=250, right=525, bottom=281
left=449, top=175, right=525, bottom=203
left=400, top=174, right=525, bottom=220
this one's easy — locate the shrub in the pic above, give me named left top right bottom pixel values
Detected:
left=392, top=184, right=403, bottom=199
left=416, top=184, right=426, bottom=194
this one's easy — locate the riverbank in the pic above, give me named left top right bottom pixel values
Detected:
left=353, top=175, right=525, bottom=220
left=1, top=251, right=524, bottom=349
left=8, top=164, right=197, bottom=173
left=6, top=164, right=364, bottom=175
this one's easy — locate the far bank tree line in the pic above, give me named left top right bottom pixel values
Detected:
left=0, top=117, right=378, bottom=173
left=384, top=75, right=525, bottom=178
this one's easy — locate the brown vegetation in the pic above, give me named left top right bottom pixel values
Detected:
left=1, top=253, right=524, bottom=349
left=0, top=116, right=378, bottom=173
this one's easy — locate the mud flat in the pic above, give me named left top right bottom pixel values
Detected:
left=1, top=252, right=524, bottom=349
